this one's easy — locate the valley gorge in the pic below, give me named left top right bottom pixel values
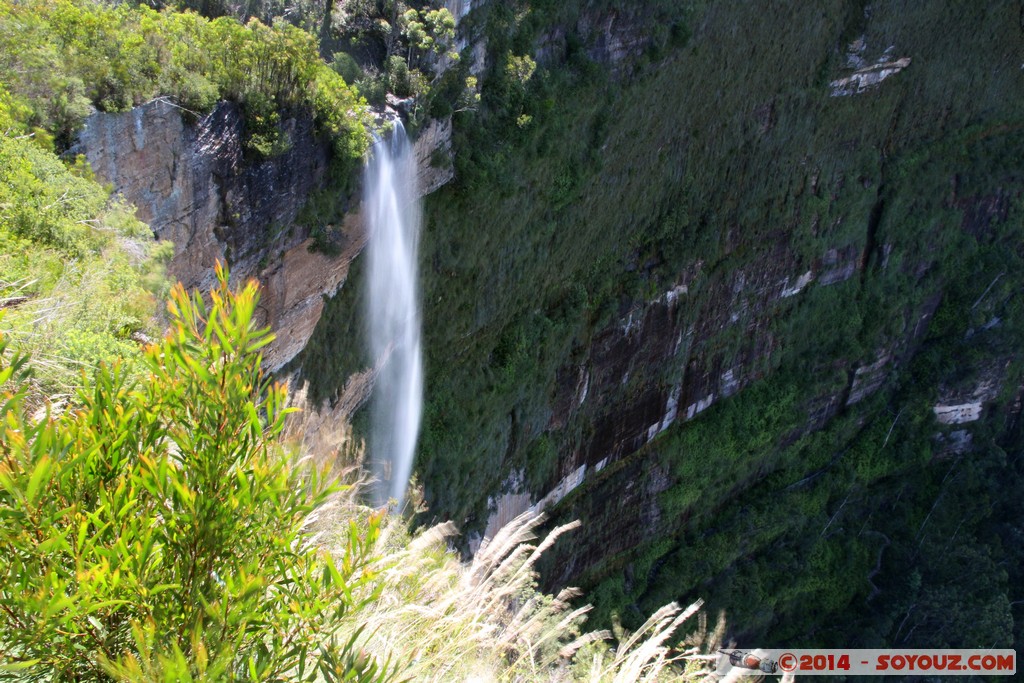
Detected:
left=66, top=0, right=1024, bottom=654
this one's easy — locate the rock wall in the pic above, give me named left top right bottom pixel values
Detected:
left=475, top=233, right=900, bottom=547
left=74, top=98, right=349, bottom=370
left=392, top=2, right=1024, bottom=647
left=414, top=117, right=455, bottom=195
left=75, top=98, right=452, bottom=371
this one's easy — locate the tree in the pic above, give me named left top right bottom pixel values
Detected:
left=400, top=6, right=455, bottom=67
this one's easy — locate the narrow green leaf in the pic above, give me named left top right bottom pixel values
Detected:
left=25, top=454, right=53, bottom=505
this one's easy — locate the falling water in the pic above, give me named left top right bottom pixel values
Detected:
left=365, top=121, right=423, bottom=509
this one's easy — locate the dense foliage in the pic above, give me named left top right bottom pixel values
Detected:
left=297, top=0, right=1024, bottom=653
left=138, top=0, right=479, bottom=132
left=0, top=0, right=369, bottom=156
left=0, top=268, right=398, bottom=680
left=0, top=100, right=168, bottom=394
left=331, top=0, right=459, bottom=108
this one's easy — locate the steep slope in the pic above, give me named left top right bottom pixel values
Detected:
left=297, top=0, right=1024, bottom=648
left=72, top=98, right=362, bottom=371
left=0, top=0, right=374, bottom=371
left=0, top=97, right=166, bottom=395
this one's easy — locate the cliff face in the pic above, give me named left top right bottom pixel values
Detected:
left=305, top=0, right=1020, bottom=647
left=75, top=98, right=452, bottom=372
left=74, top=98, right=359, bottom=370
left=78, top=0, right=1023, bottom=650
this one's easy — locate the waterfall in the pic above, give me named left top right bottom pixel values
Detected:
left=365, top=121, right=423, bottom=509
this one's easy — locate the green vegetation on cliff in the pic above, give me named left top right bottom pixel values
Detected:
left=0, top=0, right=373, bottom=393
left=0, top=0, right=369, bottom=157
left=0, top=92, right=168, bottom=395
left=298, top=0, right=1024, bottom=653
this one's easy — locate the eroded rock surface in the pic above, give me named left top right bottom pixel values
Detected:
left=75, top=99, right=344, bottom=369
left=75, top=98, right=451, bottom=370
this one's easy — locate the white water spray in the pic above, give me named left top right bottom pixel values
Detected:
left=365, top=122, right=423, bottom=509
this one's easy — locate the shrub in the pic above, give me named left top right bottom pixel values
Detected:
left=0, top=0, right=371, bottom=157
left=331, top=51, right=363, bottom=84
left=0, top=266, right=397, bottom=681
left=0, top=131, right=168, bottom=396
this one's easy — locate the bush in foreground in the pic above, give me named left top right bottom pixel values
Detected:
left=1, top=266, right=392, bottom=680
left=0, top=268, right=717, bottom=681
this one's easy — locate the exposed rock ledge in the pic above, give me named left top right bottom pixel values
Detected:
left=256, top=213, right=366, bottom=369
left=469, top=462, right=599, bottom=553
left=830, top=56, right=911, bottom=97
left=74, top=98, right=453, bottom=371
left=414, top=117, right=454, bottom=195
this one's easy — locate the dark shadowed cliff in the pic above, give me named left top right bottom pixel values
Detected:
left=299, top=0, right=1024, bottom=648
